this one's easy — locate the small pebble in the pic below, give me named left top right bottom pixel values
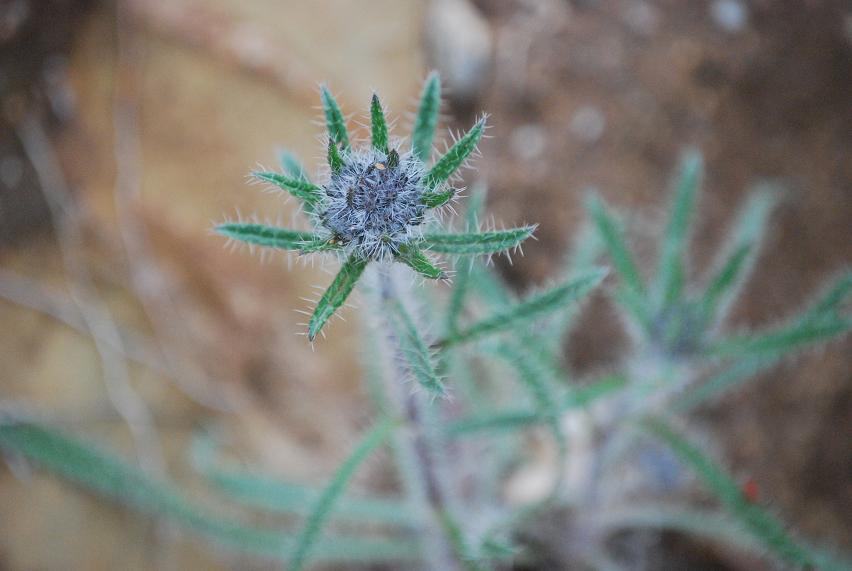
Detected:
left=569, top=105, right=606, bottom=144
left=510, top=123, right=547, bottom=160
left=710, top=0, right=748, bottom=34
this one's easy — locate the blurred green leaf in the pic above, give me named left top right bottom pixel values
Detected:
left=655, top=151, right=702, bottom=309
left=643, top=417, right=849, bottom=570
left=439, top=269, right=607, bottom=348
left=290, top=417, right=398, bottom=571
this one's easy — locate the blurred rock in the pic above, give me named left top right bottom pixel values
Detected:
left=710, top=0, right=749, bottom=34
left=424, top=0, right=493, bottom=107
left=569, top=105, right=606, bottom=144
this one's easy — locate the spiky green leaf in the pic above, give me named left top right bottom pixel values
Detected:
left=655, top=151, right=702, bottom=308
left=424, top=118, right=485, bottom=190
left=386, top=299, right=446, bottom=397
left=421, top=226, right=536, bottom=256
left=308, top=256, right=368, bottom=341
left=413, top=71, right=441, bottom=162
left=421, top=189, right=455, bottom=208
left=586, top=193, right=646, bottom=298
left=216, top=223, right=322, bottom=252
left=445, top=186, right=487, bottom=335
left=395, top=245, right=445, bottom=279
left=252, top=171, right=322, bottom=212
left=320, top=85, right=350, bottom=149
left=370, top=93, right=389, bottom=154
left=190, top=432, right=410, bottom=525
left=327, top=139, right=344, bottom=174
left=277, top=149, right=310, bottom=183
left=290, top=417, right=396, bottom=571
left=439, top=269, right=607, bottom=347
left=644, top=417, right=848, bottom=570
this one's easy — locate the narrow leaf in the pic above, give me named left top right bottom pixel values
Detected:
left=445, top=186, right=487, bottom=335
left=420, top=226, right=536, bottom=255
left=424, top=118, right=485, bottom=190
left=290, top=418, right=397, bottom=571
left=421, top=189, right=455, bottom=208
left=644, top=417, right=847, bottom=570
left=448, top=374, right=626, bottom=436
left=216, top=223, right=321, bottom=252
left=413, top=71, right=441, bottom=162
left=386, top=299, right=447, bottom=397
left=277, top=149, right=310, bottom=183
left=308, top=256, right=368, bottom=341
left=252, top=171, right=322, bottom=212
left=439, top=268, right=607, bottom=348
left=586, top=193, right=646, bottom=297
left=327, top=139, right=344, bottom=174
left=702, top=190, right=773, bottom=325
left=370, top=93, right=389, bottom=154
left=705, top=317, right=851, bottom=358
left=805, top=270, right=852, bottom=320
left=320, top=85, right=350, bottom=149
left=395, top=245, right=445, bottom=279
left=655, top=151, right=702, bottom=308
left=675, top=355, right=779, bottom=412
left=0, top=422, right=418, bottom=564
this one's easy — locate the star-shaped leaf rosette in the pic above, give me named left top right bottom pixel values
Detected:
left=216, top=73, right=536, bottom=340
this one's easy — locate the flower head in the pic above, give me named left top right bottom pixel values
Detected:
left=319, top=146, right=427, bottom=261
left=216, top=73, right=536, bottom=341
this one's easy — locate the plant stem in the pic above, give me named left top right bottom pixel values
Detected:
left=376, top=267, right=466, bottom=571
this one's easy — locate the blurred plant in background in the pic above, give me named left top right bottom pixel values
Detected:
left=1, top=71, right=850, bottom=571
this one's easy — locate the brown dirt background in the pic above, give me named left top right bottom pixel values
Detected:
left=0, top=0, right=849, bottom=569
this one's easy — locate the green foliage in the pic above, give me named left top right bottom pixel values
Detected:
left=308, top=255, right=369, bottom=341
left=421, top=226, right=537, bottom=255
left=395, top=245, right=446, bottom=280
left=413, top=71, right=442, bottom=162
left=327, top=139, right=344, bottom=174
left=290, top=418, right=397, bottom=571
left=421, top=188, right=455, bottom=208
left=0, top=421, right=417, bottom=564
left=586, top=193, right=646, bottom=298
left=439, top=268, right=607, bottom=347
left=215, top=223, right=330, bottom=252
left=320, top=85, right=350, bottom=149
left=654, top=151, right=702, bottom=309
left=252, top=171, right=322, bottom=212
left=386, top=298, right=447, bottom=398
left=424, top=118, right=486, bottom=190
left=644, top=417, right=850, bottom=570
left=700, top=190, right=773, bottom=324
left=278, top=149, right=310, bottom=182
left=370, top=93, right=390, bottom=154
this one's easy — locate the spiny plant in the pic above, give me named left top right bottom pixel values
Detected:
left=1, top=75, right=851, bottom=571
left=215, top=72, right=534, bottom=341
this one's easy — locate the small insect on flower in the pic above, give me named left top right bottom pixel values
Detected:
left=215, top=72, right=536, bottom=341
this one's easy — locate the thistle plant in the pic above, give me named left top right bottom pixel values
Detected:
left=215, top=73, right=533, bottom=341
left=2, top=74, right=851, bottom=571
